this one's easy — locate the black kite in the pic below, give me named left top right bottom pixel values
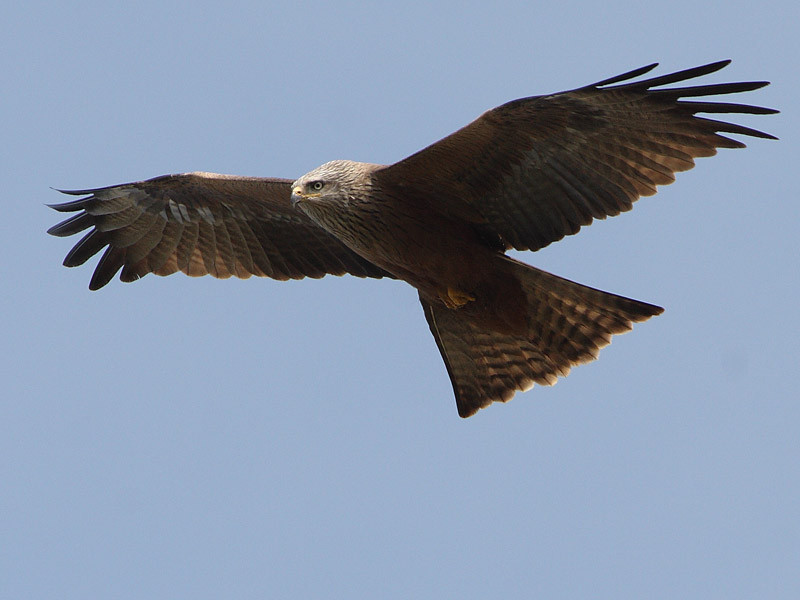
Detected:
left=48, top=60, right=776, bottom=417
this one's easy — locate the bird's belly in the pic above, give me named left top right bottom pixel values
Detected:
left=301, top=197, right=492, bottom=299
left=346, top=217, right=491, bottom=301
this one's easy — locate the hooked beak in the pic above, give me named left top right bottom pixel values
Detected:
left=291, top=186, right=305, bottom=206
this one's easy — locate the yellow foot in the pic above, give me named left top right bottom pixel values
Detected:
left=440, top=287, right=475, bottom=309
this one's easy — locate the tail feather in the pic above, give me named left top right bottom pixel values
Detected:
left=421, top=258, right=662, bottom=417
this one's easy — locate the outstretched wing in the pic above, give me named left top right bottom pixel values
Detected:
left=48, top=172, right=391, bottom=289
left=376, top=60, right=777, bottom=252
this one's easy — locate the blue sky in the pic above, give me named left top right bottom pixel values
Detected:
left=3, top=2, right=798, bottom=598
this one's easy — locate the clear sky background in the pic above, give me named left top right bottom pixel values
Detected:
left=2, top=2, right=798, bottom=598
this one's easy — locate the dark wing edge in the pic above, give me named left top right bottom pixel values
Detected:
left=582, top=59, right=778, bottom=141
left=377, top=60, right=778, bottom=253
left=48, top=172, right=392, bottom=290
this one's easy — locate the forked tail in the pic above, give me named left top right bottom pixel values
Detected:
left=421, top=257, right=663, bottom=417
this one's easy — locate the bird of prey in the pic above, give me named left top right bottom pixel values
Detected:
left=48, top=60, right=776, bottom=417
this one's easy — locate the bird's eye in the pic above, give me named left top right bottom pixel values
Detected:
left=310, top=180, right=324, bottom=191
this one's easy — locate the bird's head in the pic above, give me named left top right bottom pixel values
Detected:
left=291, top=160, right=379, bottom=210
left=291, top=160, right=350, bottom=206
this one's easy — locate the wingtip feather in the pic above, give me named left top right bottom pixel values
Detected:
left=588, top=62, right=659, bottom=88
left=52, top=187, right=97, bottom=196
left=47, top=197, right=92, bottom=212
left=47, top=212, right=93, bottom=237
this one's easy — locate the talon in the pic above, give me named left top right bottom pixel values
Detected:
left=441, top=287, right=475, bottom=309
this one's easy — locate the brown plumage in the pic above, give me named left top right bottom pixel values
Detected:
left=48, top=60, right=776, bottom=417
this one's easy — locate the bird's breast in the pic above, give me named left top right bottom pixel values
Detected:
left=303, top=195, right=495, bottom=298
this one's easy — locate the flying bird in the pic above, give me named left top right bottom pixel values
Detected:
left=48, top=60, right=776, bottom=417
